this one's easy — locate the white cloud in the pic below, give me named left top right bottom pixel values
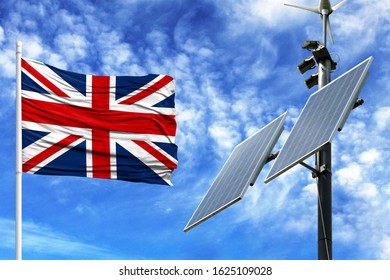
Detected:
left=221, top=0, right=311, bottom=32
left=359, top=148, right=381, bottom=165
left=173, top=66, right=209, bottom=163
left=74, top=204, right=96, bottom=216
left=208, top=121, right=241, bottom=154
left=374, top=106, right=390, bottom=131
left=335, top=160, right=381, bottom=200
left=378, top=235, right=390, bottom=259
left=21, top=35, right=44, bottom=59
left=332, top=0, right=390, bottom=60
left=24, top=222, right=115, bottom=259
left=0, top=48, right=15, bottom=78
left=55, top=33, right=88, bottom=62
left=284, top=213, right=314, bottom=234
left=303, top=183, right=317, bottom=198
left=338, top=121, right=367, bottom=144
left=176, top=102, right=206, bottom=157
left=334, top=215, right=356, bottom=243
left=0, top=25, right=4, bottom=43
left=275, top=169, right=306, bottom=207
left=358, top=183, right=378, bottom=199
left=46, top=53, right=68, bottom=69
left=90, top=30, right=138, bottom=75
left=250, top=0, right=312, bottom=26
left=0, top=218, right=117, bottom=259
left=385, top=184, right=390, bottom=196
left=0, top=218, right=14, bottom=249
left=231, top=88, right=269, bottom=136
left=234, top=164, right=319, bottom=242
left=328, top=92, right=390, bottom=258
left=146, top=30, right=170, bottom=56
left=336, top=163, right=363, bottom=187
left=56, top=8, right=86, bottom=32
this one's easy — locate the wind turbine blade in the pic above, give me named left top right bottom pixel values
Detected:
left=333, top=0, right=348, bottom=11
left=327, top=18, right=334, bottom=44
left=284, top=3, right=319, bottom=14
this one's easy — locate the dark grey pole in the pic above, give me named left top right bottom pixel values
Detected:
left=317, top=10, right=332, bottom=260
left=317, top=143, right=332, bottom=260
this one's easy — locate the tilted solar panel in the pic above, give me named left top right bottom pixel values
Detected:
left=264, top=57, right=373, bottom=183
left=184, top=112, right=287, bottom=232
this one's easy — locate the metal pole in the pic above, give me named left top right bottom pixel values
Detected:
left=317, top=15, right=332, bottom=260
left=318, top=9, right=328, bottom=47
left=15, top=41, right=23, bottom=260
left=317, top=142, right=332, bottom=260
left=321, top=9, right=328, bottom=49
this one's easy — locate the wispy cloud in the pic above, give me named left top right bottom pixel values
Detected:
left=0, top=217, right=118, bottom=259
left=332, top=0, right=390, bottom=61
left=330, top=106, right=390, bottom=259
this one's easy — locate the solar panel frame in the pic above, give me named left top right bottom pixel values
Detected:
left=264, top=57, right=373, bottom=184
left=184, top=112, right=287, bottom=232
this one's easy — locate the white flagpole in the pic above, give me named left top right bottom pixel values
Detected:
left=15, top=41, right=22, bottom=260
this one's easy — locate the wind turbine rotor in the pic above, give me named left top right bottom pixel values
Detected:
left=333, top=0, right=348, bottom=11
left=284, top=0, right=348, bottom=45
left=326, top=17, right=334, bottom=45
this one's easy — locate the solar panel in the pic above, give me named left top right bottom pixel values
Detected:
left=264, top=57, right=373, bottom=183
left=184, top=112, right=287, bottom=232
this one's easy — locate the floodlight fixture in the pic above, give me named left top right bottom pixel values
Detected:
left=305, top=73, right=319, bottom=89
left=298, top=44, right=337, bottom=88
left=298, top=56, right=316, bottom=74
left=312, top=45, right=337, bottom=70
left=302, top=40, right=320, bottom=51
left=312, top=45, right=331, bottom=61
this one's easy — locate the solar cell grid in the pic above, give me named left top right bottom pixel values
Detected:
left=264, top=57, right=373, bottom=183
left=184, top=112, right=287, bottom=231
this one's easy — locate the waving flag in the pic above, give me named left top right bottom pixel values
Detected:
left=21, top=58, right=178, bottom=186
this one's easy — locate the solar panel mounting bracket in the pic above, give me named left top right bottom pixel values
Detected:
left=266, top=151, right=280, bottom=163
left=299, top=159, right=330, bottom=179
left=299, top=161, right=319, bottom=178
left=319, top=164, right=330, bottom=174
left=353, top=98, right=364, bottom=109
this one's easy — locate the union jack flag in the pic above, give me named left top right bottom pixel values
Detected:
left=21, top=58, right=178, bottom=186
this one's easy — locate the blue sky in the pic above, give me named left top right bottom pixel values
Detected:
left=0, top=0, right=389, bottom=260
